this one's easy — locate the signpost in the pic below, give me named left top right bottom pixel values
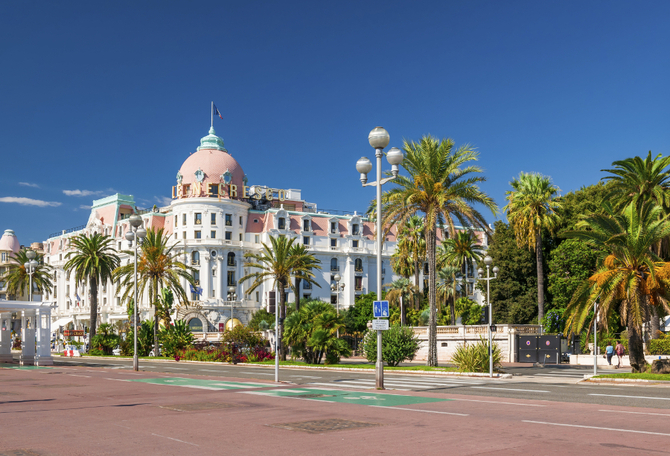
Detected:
left=371, top=319, right=389, bottom=331
left=373, top=301, right=389, bottom=318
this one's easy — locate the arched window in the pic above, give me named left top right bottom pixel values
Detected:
left=355, top=258, right=363, bottom=272
left=188, top=318, right=203, bottom=332
left=278, top=217, right=286, bottom=230
left=330, top=258, right=338, bottom=271
left=191, top=251, right=200, bottom=265
left=228, top=252, right=236, bottom=266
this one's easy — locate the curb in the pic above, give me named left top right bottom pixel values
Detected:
left=582, top=375, right=670, bottom=384
left=57, top=355, right=512, bottom=379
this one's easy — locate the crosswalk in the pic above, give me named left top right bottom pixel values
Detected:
left=307, top=375, right=490, bottom=391
left=524, top=370, right=589, bottom=379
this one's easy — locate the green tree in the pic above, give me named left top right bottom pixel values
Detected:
left=0, top=248, right=53, bottom=300
left=504, top=172, right=561, bottom=322
left=384, top=278, right=418, bottom=326
left=115, top=228, right=194, bottom=356
left=547, top=239, right=602, bottom=313
left=240, top=235, right=320, bottom=360
left=380, top=135, right=497, bottom=366
left=396, top=215, right=426, bottom=297
left=342, top=292, right=377, bottom=335
left=247, top=308, right=276, bottom=331
left=455, top=297, right=483, bottom=325
left=362, top=325, right=420, bottom=367
left=564, top=202, right=670, bottom=372
left=436, top=265, right=459, bottom=324
left=484, top=221, right=539, bottom=324
left=64, top=233, right=120, bottom=339
left=290, top=244, right=321, bottom=311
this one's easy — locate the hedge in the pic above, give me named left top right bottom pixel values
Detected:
left=647, top=339, right=670, bottom=355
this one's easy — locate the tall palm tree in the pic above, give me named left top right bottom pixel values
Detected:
left=440, top=230, right=482, bottom=292
left=380, top=135, right=497, bottom=366
left=1, top=249, right=53, bottom=300
left=114, top=228, right=195, bottom=355
left=397, top=215, right=426, bottom=293
left=564, top=202, right=670, bottom=372
left=64, top=233, right=120, bottom=339
left=290, top=244, right=322, bottom=311
left=601, top=151, right=670, bottom=212
left=504, top=172, right=561, bottom=323
left=437, top=265, right=459, bottom=325
left=384, top=278, right=418, bottom=326
left=240, top=235, right=321, bottom=359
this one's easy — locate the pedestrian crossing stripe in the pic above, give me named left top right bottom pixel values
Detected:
left=243, top=387, right=450, bottom=407
left=129, top=377, right=269, bottom=390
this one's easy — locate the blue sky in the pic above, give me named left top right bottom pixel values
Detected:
left=1, top=1, right=668, bottom=245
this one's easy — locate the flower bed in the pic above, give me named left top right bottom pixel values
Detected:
left=174, top=345, right=273, bottom=363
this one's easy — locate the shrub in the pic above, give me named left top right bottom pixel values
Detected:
left=597, top=338, right=629, bottom=355
left=451, top=337, right=502, bottom=373
left=363, top=325, right=421, bottom=367
left=160, top=320, right=195, bottom=357
left=647, top=339, right=670, bottom=355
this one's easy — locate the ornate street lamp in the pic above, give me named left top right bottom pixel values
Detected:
left=356, top=126, right=403, bottom=389
left=125, top=215, right=146, bottom=371
left=331, top=273, right=345, bottom=337
left=478, top=255, right=499, bottom=378
left=25, top=250, right=38, bottom=302
left=227, top=285, right=237, bottom=329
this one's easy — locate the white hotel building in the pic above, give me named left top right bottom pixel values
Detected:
left=40, top=127, right=488, bottom=336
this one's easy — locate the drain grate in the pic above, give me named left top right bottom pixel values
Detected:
left=0, top=450, right=45, bottom=456
left=270, top=418, right=382, bottom=433
left=160, top=402, right=241, bottom=412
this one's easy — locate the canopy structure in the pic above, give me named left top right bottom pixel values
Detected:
left=51, top=317, right=73, bottom=332
left=0, top=300, right=54, bottom=366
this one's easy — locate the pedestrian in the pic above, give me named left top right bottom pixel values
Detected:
left=615, top=341, right=625, bottom=368
left=606, top=342, right=614, bottom=365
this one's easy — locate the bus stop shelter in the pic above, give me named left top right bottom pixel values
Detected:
left=0, top=300, right=54, bottom=366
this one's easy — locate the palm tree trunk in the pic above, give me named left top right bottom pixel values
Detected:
left=650, top=304, right=660, bottom=340
left=400, top=294, right=405, bottom=326
left=536, top=230, right=545, bottom=323
left=627, top=306, right=647, bottom=373
left=426, top=223, right=438, bottom=367
left=449, top=293, right=455, bottom=325
left=153, top=281, right=159, bottom=356
left=295, top=277, right=302, bottom=311
left=279, top=279, right=287, bottom=361
left=89, top=277, right=98, bottom=339
left=414, top=260, right=420, bottom=309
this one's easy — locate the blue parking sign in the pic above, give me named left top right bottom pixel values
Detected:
left=373, top=300, right=389, bottom=318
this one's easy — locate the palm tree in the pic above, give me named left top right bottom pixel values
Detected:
left=437, top=265, right=459, bottom=324
left=440, top=230, right=482, bottom=294
left=290, top=244, right=322, bottom=311
left=504, top=172, right=561, bottom=323
left=64, top=233, right=120, bottom=339
left=564, top=202, right=670, bottom=372
left=1, top=249, right=53, bottom=300
left=384, top=278, right=418, bottom=326
left=114, top=228, right=194, bottom=356
left=240, top=235, right=321, bottom=359
left=380, top=135, right=497, bottom=366
left=397, top=215, right=426, bottom=294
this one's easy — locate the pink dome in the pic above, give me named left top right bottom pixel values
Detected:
left=176, top=128, right=246, bottom=193
left=0, top=229, right=20, bottom=254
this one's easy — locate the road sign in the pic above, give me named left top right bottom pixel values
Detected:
left=373, top=301, right=389, bottom=318
left=372, top=319, right=389, bottom=331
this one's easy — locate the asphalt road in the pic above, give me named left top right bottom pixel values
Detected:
left=49, top=356, right=670, bottom=410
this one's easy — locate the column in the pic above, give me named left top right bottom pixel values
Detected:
left=35, top=307, right=54, bottom=366
left=0, top=312, right=12, bottom=363
left=202, top=254, right=211, bottom=302
left=20, top=309, right=36, bottom=366
left=216, top=257, right=223, bottom=300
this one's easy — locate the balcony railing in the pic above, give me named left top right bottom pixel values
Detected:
left=330, top=266, right=340, bottom=271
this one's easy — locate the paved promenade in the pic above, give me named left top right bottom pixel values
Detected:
left=1, top=363, right=668, bottom=455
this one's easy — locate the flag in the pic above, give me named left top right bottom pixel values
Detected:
left=190, top=284, right=203, bottom=296
left=213, top=104, right=223, bottom=120
left=75, top=292, right=80, bottom=302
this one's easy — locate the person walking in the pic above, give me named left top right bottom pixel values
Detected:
left=615, top=341, right=625, bottom=368
left=606, top=342, right=614, bottom=365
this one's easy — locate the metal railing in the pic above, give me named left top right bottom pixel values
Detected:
left=48, top=225, right=86, bottom=239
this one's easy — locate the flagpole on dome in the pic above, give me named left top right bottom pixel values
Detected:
left=211, top=101, right=214, bottom=129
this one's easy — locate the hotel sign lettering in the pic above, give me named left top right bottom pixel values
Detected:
left=64, top=330, right=85, bottom=337
left=172, top=183, right=288, bottom=202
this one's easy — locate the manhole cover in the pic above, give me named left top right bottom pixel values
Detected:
left=0, top=450, right=45, bottom=456
left=294, top=394, right=335, bottom=399
left=160, top=402, right=241, bottom=412
left=270, top=418, right=382, bottom=433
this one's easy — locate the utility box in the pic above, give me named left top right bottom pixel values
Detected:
left=516, top=334, right=562, bottom=364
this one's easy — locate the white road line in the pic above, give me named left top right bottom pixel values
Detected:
left=370, top=405, right=469, bottom=416
left=471, top=386, right=550, bottom=393
left=454, top=398, right=545, bottom=407
left=522, top=420, right=670, bottom=437
left=290, top=375, right=322, bottom=379
left=307, top=382, right=400, bottom=390
left=166, top=367, right=187, bottom=370
left=600, top=409, right=670, bottom=417
left=105, top=378, right=131, bottom=382
left=241, top=371, right=274, bottom=375
left=333, top=379, right=469, bottom=389
left=151, top=433, right=199, bottom=447
left=68, top=374, right=91, bottom=378
left=589, top=393, right=670, bottom=401
left=199, top=369, right=223, bottom=372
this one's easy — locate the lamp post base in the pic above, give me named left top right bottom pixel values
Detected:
left=375, top=360, right=384, bottom=389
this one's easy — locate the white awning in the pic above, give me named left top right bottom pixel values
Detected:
left=108, top=315, right=129, bottom=321
left=51, top=317, right=73, bottom=331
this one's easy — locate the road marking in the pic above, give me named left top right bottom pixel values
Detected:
left=166, top=367, right=187, bottom=370
left=522, top=420, right=670, bottom=437
left=307, top=382, right=391, bottom=390
left=151, top=433, right=199, bottom=447
left=589, top=393, right=670, bottom=401
left=68, top=374, right=91, bottom=378
left=471, top=386, right=550, bottom=393
left=370, top=405, right=469, bottom=416
left=600, top=409, right=670, bottom=417
left=105, top=378, right=131, bottom=382
left=454, top=398, right=545, bottom=407
left=242, top=371, right=274, bottom=375
left=290, top=375, right=322, bottom=379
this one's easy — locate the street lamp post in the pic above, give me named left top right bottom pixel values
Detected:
left=478, top=255, right=499, bottom=378
left=125, top=215, right=146, bottom=371
left=227, top=286, right=237, bottom=329
left=331, top=273, right=345, bottom=338
left=356, top=126, right=404, bottom=390
left=25, top=250, right=38, bottom=302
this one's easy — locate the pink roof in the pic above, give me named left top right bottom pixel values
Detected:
left=246, top=213, right=268, bottom=233
left=0, top=229, right=20, bottom=254
left=178, top=148, right=245, bottom=196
